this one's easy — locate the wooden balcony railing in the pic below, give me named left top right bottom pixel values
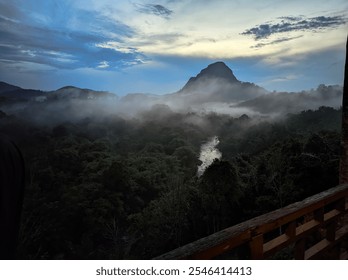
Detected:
left=155, top=184, right=348, bottom=260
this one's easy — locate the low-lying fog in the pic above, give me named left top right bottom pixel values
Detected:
left=0, top=83, right=342, bottom=126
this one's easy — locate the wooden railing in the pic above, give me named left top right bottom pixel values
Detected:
left=155, top=184, right=348, bottom=260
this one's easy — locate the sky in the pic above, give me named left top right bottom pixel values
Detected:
left=0, top=0, right=347, bottom=95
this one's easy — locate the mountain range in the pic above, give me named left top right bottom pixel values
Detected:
left=0, top=62, right=343, bottom=116
left=0, top=82, right=116, bottom=102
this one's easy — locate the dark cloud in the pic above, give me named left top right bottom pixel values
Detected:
left=134, top=3, right=173, bottom=18
left=0, top=4, right=146, bottom=71
left=242, top=15, right=347, bottom=40
left=277, top=16, right=304, bottom=22
left=251, top=35, right=303, bottom=48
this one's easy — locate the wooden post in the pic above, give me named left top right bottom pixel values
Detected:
left=334, top=197, right=346, bottom=212
left=339, top=36, right=348, bottom=184
left=314, top=208, right=324, bottom=222
left=295, top=239, right=305, bottom=259
left=285, top=221, right=296, bottom=238
left=250, top=234, right=264, bottom=259
left=326, top=221, right=337, bottom=242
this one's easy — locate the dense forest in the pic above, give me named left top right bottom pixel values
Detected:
left=0, top=104, right=341, bottom=259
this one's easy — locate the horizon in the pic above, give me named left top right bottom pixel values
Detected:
left=0, top=0, right=347, bottom=95
left=0, top=60, right=344, bottom=96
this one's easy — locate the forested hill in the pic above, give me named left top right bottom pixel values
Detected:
left=0, top=106, right=342, bottom=259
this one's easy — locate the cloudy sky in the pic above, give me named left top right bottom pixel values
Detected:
left=0, top=0, right=347, bottom=95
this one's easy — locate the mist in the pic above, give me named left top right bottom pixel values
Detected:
left=0, top=75, right=343, bottom=131
left=236, top=84, right=342, bottom=115
left=197, top=136, right=222, bottom=177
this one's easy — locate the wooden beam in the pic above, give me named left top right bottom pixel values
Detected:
left=323, top=209, right=341, bottom=222
left=305, top=239, right=331, bottom=259
left=263, top=234, right=290, bottom=257
left=340, top=250, right=348, bottom=260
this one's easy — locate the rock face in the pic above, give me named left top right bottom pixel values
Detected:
left=175, top=61, right=266, bottom=103
left=181, top=61, right=240, bottom=92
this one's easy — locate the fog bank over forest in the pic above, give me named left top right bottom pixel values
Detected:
left=0, top=62, right=343, bottom=126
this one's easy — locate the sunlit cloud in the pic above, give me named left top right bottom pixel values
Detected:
left=95, top=42, right=138, bottom=54
left=260, top=74, right=300, bottom=87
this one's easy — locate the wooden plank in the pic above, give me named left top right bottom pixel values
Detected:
left=305, top=239, right=331, bottom=259
left=263, top=234, right=289, bottom=256
left=296, top=220, right=320, bottom=235
left=336, top=224, right=348, bottom=241
left=340, top=250, right=348, bottom=260
left=324, top=209, right=341, bottom=222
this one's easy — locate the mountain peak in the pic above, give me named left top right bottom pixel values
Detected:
left=53, top=85, right=117, bottom=100
left=181, top=61, right=239, bottom=92
left=57, top=86, right=79, bottom=91
left=204, top=62, right=238, bottom=79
